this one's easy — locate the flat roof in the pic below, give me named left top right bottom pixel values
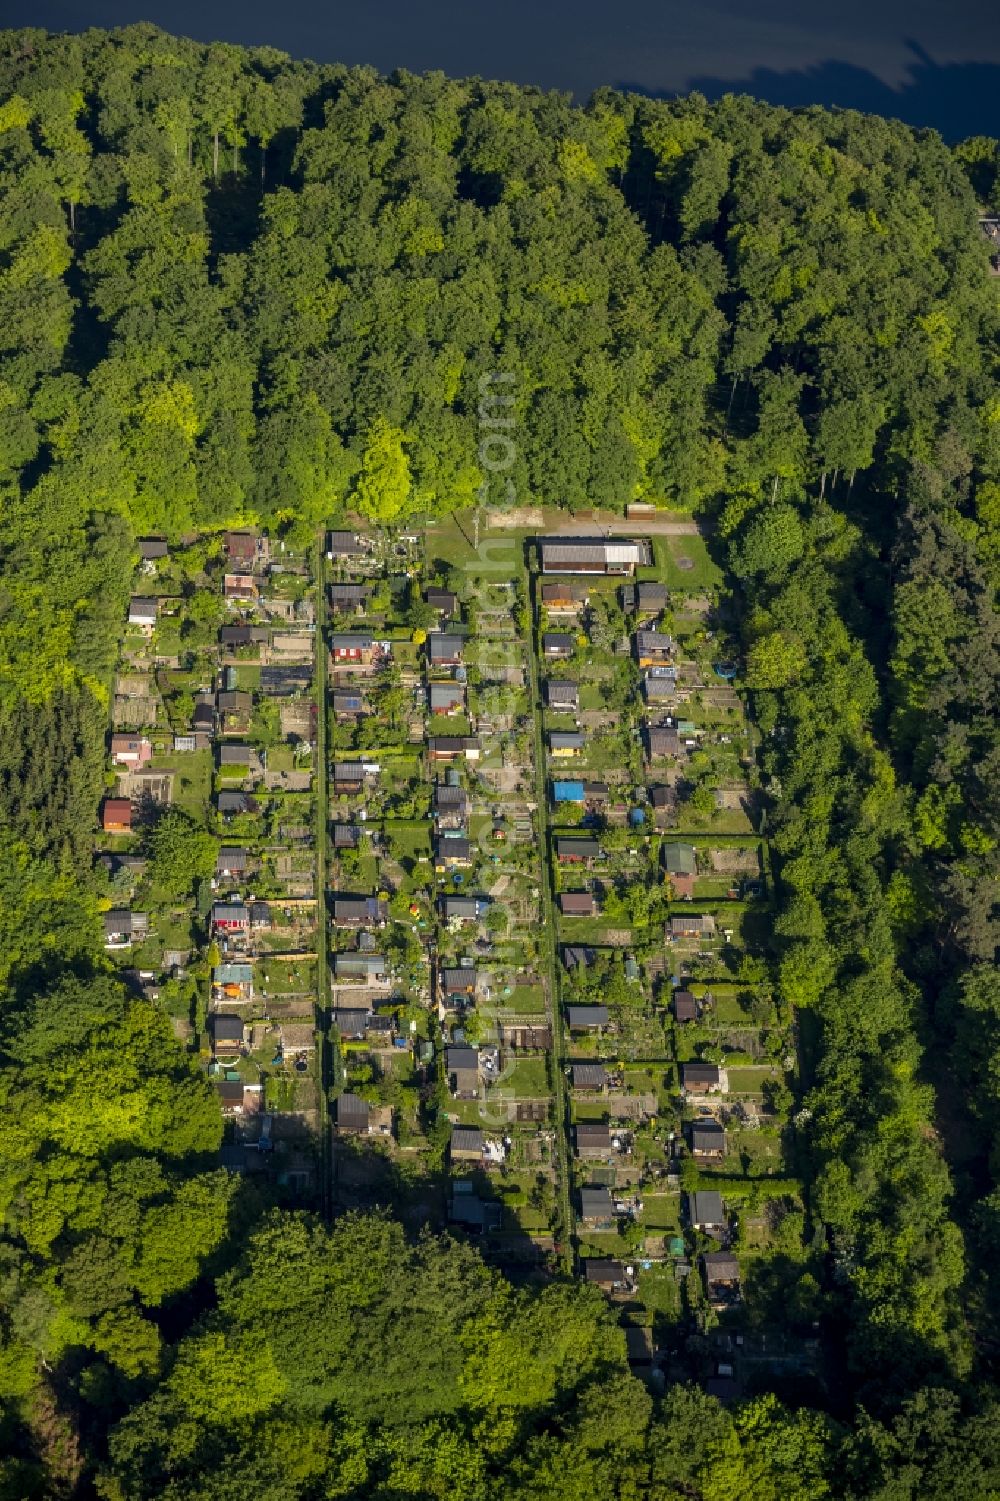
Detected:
left=539, top=537, right=650, bottom=563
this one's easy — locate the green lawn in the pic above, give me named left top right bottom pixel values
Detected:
left=706, top=999, right=753, bottom=1029
left=468, top=812, right=493, bottom=845
left=499, top=1056, right=551, bottom=1099
left=578, top=680, right=616, bottom=711
left=336, top=850, right=380, bottom=890
left=571, top=1100, right=610, bottom=1123
left=265, top=1074, right=299, bottom=1111
left=426, top=513, right=523, bottom=572
left=508, top=1202, right=555, bottom=1233
left=545, top=712, right=580, bottom=735
left=383, top=820, right=432, bottom=862
left=259, top=957, right=316, bottom=995
left=577, top=1230, right=632, bottom=1257
left=726, top=1128, right=787, bottom=1170
left=558, top=917, right=629, bottom=945
left=621, top=1067, right=662, bottom=1096
left=160, top=750, right=214, bottom=819
left=507, top=984, right=546, bottom=1015
left=695, top=878, right=742, bottom=899
left=637, top=1267, right=681, bottom=1320
left=132, top=909, right=198, bottom=967
left=727, top=1065, right=779, bottom=1094
left=691, top=806, right=757, bottom=836
left=639, top=1194, right=681, bottom=1231
left=651, top=534, right=723, bottom=591
left=449, top=1098, right=488, bottom=1126
left=427, top=713, right=473, bottom=736
left=391, top=641, right=420, bottom=668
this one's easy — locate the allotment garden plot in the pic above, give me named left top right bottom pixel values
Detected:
left=324, top=523, right=562, bottom=1259
left=532, top=528, right=813, bottom=1397
left=97, top=530, right=322, bottom=1194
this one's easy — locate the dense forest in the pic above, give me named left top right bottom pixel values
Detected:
left=0, top=22, right=997, bottom=1498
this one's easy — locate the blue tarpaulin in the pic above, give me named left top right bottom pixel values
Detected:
left=553, top=780, right=585, bottom=802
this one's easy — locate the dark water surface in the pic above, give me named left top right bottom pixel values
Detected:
left=7, top=0, right=1000, bottom=140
